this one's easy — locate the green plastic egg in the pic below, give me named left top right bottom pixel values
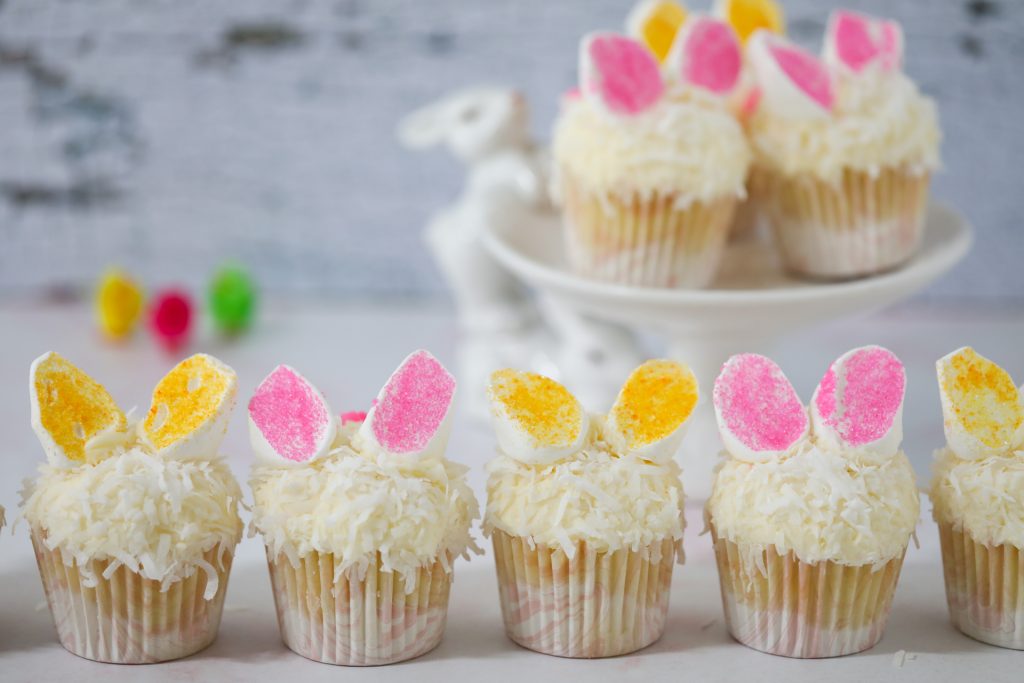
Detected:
left=208, top=263, right=257, bottom=334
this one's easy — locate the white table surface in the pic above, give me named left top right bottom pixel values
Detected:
left=1, top=300, right=1021, bottom=682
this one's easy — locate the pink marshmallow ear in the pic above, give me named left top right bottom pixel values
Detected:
left=667, top=16, right=742, bottom=96
left=825, top=10, right=903, bottom=74
left=748, top=30, right=834, bottom=117
left=580, top=32, right=664, bottom=116
left=363, top=350, right=456, bottom=458
left=248, top=365, right=336, bottom=465
left=713, top=354, right=808, bottom=462
left=812, top=346, right=905, bottom=455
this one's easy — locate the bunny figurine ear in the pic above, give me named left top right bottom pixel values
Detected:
left=937, top=347, right=1024, bottom=460
left=666, top=15, right=742, bottom=96
left=580, top=32, right=665, bottom=116
left=626, top=0, right=688, bottom=63
left=714, top=354, right=808, bottom=462
left=604, top=359, right=698, bottom=463
left=824, top=10, right=903, bottom=75
left=747, top=30, right=834, bottom=118
left=248, top=365, right=337, bottom=466
left=30, top=352, right=127, bottom=467
left=397, top=99, right=448, bottom=149
left=358, top=350, right=456, bottom=460
left=143, top=354, right=237, bottom=460
left=811, top=346, right=905, bottom=461
left=488, top=369, right=589, bottom=466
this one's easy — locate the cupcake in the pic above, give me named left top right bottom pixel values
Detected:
left=23, top=352, right=243, bottom=663
left=484, top=360, right=696, bottom=657
left=745, top=10, right=941, bottom=278
left=931, top=347, right=1024, bottom=649
left=247, top=351, right=479, bottom=665
left=707, top=347, right=918, bottom=657
left=553, top=20, right=750, bottom=288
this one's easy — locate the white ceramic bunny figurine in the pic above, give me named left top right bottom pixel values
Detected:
left=398, top=86, right=642, bottom=418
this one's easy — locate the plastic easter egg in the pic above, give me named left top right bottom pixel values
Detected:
left=208, top=263, right=257, bottom=334
left=150, top=289, right=192, bottom=351
left=95, top=268, right=143, bottom=340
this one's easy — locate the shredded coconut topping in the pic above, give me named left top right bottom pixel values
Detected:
left=250, top=426, right=480, bottom=590
left=553, top=88, right=751, bottom=205
left=707, top=440, right=919, bottom=568
left=22, top=447, right=243, bottom=599
left=484, top=419, right=685, bottom=559
left=748, top=70, right=940, bottom=183
left=930, top=447, right=1024, bottom=549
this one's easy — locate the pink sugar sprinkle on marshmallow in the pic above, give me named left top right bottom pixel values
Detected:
left=340, top=410, right=367, bottom=425
left=815, top=347, right=904, bottom=447
left=249, top=365, right=332, bottom=463
left=583, top=33, right=664, bottom=116
left=371, top=350, right=455, bottom=455
left=714, top=354, right=808, bottom=453
left=770, top=42, right=834, bottom=110
left=677, top=18, right=741, bottom=95
left=828, top=11, right=903, bottom=73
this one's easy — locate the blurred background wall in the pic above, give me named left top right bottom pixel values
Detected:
left=1, top=0, right=1020, bottom=303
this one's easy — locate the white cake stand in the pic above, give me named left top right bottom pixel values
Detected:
left=483, top=203, right=972, bottom=494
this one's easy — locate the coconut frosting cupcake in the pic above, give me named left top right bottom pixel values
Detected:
left=247, top=351, right=479, bottom=665
left=23, top=352, right=242, bottom=663
left=931, top=347, right=1024, bottom=649
left=554, top=21, right=750, bottom=288
left=746, top=10, right=940, bottom=278
left=484, top=360, right=696, bottom=657
left=707, top=347, right=919, bottom=658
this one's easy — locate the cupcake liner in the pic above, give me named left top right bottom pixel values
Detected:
left=265, top=548, right=452, bottom=666
left=728, top=171, right=767, bottom=242
left=32, top=533, right=233, bottom=663
left=711, top=528, right=905, bottom=658
left=756, top=166, right=930, bottom=279
left=937, top=521, right=1024, bottom=649
left=560, top=172, right=736, bottom=289
left=491, top=530, right=675, bottom=658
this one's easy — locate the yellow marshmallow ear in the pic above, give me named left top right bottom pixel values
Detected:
left=30, top=352, right=127, bottom=467
left=605, top=359, right=698, bottom=462
left=488, top=369, right=588, bottom=466
left=715, top=0, right=784, bottom=44
left=937, top=347, right=1023, bottom=460
left=143, top=354, right=237, bottom=460
left=627, top=0, right=688, bottom=63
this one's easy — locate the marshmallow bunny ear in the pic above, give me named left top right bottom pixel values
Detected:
left=747, top=30, right=834, bottom=118
left=30, top=352, right=127, bottom=467
left=248, top=365, right=337, bottom=466
left=143, top=354, right=237, bottom=460
left=824, top=10, right=903, bottom=75
left=811, top=346, right=905, bottom=461
left=580, top=32, right=665, bottom=116
left=937, top=348, right=1024, bottom=460
left=714, top=354, right=808, bottom=462
left=627, top=0, right=688, bottom=63
left=714, top=0, right=784, bottom=44
left=666, top=15, right=742, bottom=96
left=604, top=359, right=698, bottom=463
left=358, top=350, right=456, bottom=460
left=488, top=369, right=588, bottom=466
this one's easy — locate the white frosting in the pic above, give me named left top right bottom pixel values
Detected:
left=708, top=440, right=919, bottom=568
left=931, top=447, right=1024, bottom=549
left=748, top=68, right=940, bottom=183
left=22, top=444, right=243, bottom=599
left=484, top=417, right=685, bottom=558
left=250, top=423, right=480, bottom=589
left=553, top=90, right=750, bottom=207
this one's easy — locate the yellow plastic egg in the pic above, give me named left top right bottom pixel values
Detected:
left=95, top=268, right=144, bottom=339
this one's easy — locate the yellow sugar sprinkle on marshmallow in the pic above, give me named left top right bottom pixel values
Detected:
left=33, top=352, right=125, bottom=464
left=634, top=1, right=687, bottom=63
left=489, top=369, right=583, bottom=447
left=721, top=0, right=784, bottom=44
left=942, top=348, right=1022, bottom=451
left=611, top=359, right=697, bottom=449
left=145, top=355, right=233, bottom=450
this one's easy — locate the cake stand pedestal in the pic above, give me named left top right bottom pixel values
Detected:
left=483, top=203, right=972, bottom=495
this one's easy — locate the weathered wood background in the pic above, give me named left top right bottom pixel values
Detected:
left=1, top=0, right=1020, bottom=302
